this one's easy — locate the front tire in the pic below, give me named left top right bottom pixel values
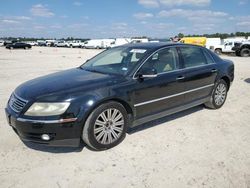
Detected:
left=82, top=101, right=128, bottom=151
left=204, top=79, right=228, bottom=109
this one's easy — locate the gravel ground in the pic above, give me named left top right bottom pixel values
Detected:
left=0, top=47, right=250, bottom=188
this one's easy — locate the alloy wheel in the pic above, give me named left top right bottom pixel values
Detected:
left=94, top=108, right=124, bottom=145
left=214, top=83, right=227, bottom=106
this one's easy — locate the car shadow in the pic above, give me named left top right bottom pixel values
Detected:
left=128, top=105, right=204, bottom=134
left=244, top=78, right=250, bottom=84
left=22, top=140, right=85, bottom=153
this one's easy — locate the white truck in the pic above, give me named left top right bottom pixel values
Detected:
left=110, top=38, right=132, bottom=48
left=213, top=38, right=248, bottom=54
left=83, top=39, right=103, bottom=49
left=205, top=38, right=221, bottom=50
left=54, top=40, right=70, bottom=47
left=83, top=39, right=115, bottom=49
left=100, top=39, right=115, bottom=48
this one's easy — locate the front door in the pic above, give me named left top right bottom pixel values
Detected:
left=132, top=47, right=187, bottom=119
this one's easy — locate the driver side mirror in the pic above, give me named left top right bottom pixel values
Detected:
left=137, top=67, right=158, bottom=79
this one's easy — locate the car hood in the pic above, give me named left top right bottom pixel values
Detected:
left=15, top=68, right=122, bottom=101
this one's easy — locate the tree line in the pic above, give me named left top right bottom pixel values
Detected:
left=1, top=32, right=250, bottom=41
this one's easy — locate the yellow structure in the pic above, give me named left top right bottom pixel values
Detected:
left=180, top=37, right=207, bottom=47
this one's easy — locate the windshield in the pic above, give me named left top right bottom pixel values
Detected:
left=80, top=47, right=148, bottom=75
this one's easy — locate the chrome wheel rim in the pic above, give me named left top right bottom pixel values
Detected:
left=214, top=83, right=227, bottom=106
left=94, top=108, right=124, bottom=145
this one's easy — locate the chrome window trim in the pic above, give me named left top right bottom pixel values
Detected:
left=134, top=83, right=214, bottom=107
left=203, top=49, right=216, bottom=64
left=133, top=46, right=216, bottom=80
left=179, top=46, right=211, bottom=68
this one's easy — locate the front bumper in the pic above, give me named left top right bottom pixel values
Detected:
left=5, top=107, right=82, bottom=147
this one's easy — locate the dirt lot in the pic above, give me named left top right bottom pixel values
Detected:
left=0, top=47, right=250, bottom=188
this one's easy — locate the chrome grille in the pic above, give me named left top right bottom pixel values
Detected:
left=8, top=94, right=28, bottom=113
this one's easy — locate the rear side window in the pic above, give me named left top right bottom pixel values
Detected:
left=203, top=50, right=215, bottom=64
left=180, top=47, right=207, bottom=68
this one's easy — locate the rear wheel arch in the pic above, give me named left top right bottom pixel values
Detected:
left=220, top=76, right=230, bottom=90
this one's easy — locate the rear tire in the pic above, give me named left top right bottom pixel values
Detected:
left=240, top=48, right=250, bottom=57
left=214, top=48, right=222, bottom=55
left=204, top=79, right=228, bottom=109
left=82, top=101, right=128, bottom=151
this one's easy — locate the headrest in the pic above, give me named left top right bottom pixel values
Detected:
left=135, top=53, right=144, bottom=59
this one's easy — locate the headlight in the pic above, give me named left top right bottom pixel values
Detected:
left=25, top=102, right=70, bottom=116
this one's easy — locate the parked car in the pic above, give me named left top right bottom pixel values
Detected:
left=5, top=43, right=234, bottom=150
left=37, top=40, right=47, bottom=46
left=232, top=41, right=250, bottom=57
left=6, top=42, right=31, bottom=49
left=0, top=40, right=4, bottom=46
left=26, top=41, right=38, bottom=46
left=54, top=41, right=69, bottom=47
left=4, top=40, right=15, bottom=46
left=68, top=40, right=82, bottom=48
left=131, top=38, right=149, bottom=43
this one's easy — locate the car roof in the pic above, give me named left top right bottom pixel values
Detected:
left=121, top=42, right=201, bottom=50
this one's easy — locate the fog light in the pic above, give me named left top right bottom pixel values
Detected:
left=41, top=134, right=50, bottom=141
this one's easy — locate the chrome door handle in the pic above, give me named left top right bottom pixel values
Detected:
left=176, top=76, right=185, bottom=80
left=211, top=69, right=217, bottom=73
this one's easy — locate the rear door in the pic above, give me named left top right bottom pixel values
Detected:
left=178, top=46, right=218, bottom=103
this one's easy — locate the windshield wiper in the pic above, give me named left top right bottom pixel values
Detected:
left=81, top=67, right=104, bottom=74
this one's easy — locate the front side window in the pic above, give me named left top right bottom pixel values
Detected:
left=180, top=47, right=207, bottom=68
left=81, top=47, right=148, bottom=75
left=140, top=47, right=179, bottom=74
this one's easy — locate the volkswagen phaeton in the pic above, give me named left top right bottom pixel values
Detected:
left=5, top=43, right=234, bottom=150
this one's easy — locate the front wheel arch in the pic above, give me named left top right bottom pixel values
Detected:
left=79, top=98, right=134, bottom=131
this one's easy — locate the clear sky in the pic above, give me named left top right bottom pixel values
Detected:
left=0, top=0, right=249, bottom=38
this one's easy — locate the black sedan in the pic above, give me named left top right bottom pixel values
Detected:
left=5, top=43, right=234, bottom=150
left=6, top=42, right=32, bottom=49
